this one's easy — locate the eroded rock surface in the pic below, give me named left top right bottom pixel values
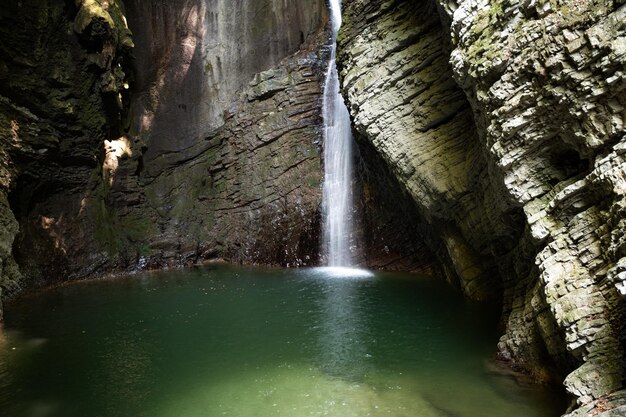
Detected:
left=338, top=0, right=523, bottom=299
left=441, top=0, right=626, bottom=408
left=2, top=0, right=625, bottom=414
left=105, top=49, right=327, bottom=268
left=125, top=0, right=325, bottom=172
left=338, top=0, right=626, bottom=412
left=0, top=0, right=329, bottom=300
left=0, top=0, right=133, bottom=295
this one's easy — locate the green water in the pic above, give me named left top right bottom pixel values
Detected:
left=0, top=266, right=565, bottom=417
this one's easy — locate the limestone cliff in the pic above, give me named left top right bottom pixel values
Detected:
left=338, top=0, right=524, bottom=300
left=109, top=0, right=327, bottom=268
left=338, top=0, right=626, bottom=413
left=442, top=0, right=626, bottom=409
left=0, top=0, right=328, bottom=295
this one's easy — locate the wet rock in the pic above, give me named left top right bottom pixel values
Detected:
left=108, top=46, right=327, bottom=268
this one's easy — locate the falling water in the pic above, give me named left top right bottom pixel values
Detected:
left=322, top=0, right=354, bottom=266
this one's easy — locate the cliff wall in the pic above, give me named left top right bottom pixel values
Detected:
left=338, top=0, right=626, bottom=412
left=0, top=0, right=329, bottom=294
left=0, top=0, right=434, bottom=299
left=0, top=0, right=133, bottom=304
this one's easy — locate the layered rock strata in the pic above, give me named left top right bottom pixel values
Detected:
left=441, top=0, right=626, bottom=409
left=356, top=138, right=441, bottom=273
left=124, top=0, right=326, bottom=174
left=104, top=52, right=327, bottom=269
left=0, top=0, right=329, bottom=298
left=338, top=0, right=524, bottom=299
left=338, top=0, right=626, bottom=412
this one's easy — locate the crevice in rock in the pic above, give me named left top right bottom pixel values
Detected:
left=355, top=133, right=440, bottom=274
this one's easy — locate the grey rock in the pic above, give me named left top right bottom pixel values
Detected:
left=338, top=0, right=626, bottom=412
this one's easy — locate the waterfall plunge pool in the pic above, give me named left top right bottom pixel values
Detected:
left=0, top=266, right=565, bottom=417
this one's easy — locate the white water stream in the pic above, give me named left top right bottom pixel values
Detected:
left=322, top=0, right=355, bottom=266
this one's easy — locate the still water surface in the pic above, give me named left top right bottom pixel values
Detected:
left=0, top=266, right=565, bottom=417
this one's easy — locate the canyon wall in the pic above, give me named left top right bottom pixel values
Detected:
left=0, top=0, right=134, bottom=301
left=0, top=0, right=330, bottom=295
left=1, top=0, right=625, bottom=415
left=338, top=0, right=625, bottom=413
left=0, top=0, right=434, bottom=301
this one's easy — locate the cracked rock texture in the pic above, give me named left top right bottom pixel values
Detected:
left=0, top=0, right=330, bottom=296
left=0, top=0, right=434, bottom=316
left=338, top=0, right=524, bottom=300
left=124, top=0, right=326, bottom=174
left=104, top=0, right=328, bottom=268
left=339, top=0, right=626, bottom=413
left=104, top=50, right=327, bottom=269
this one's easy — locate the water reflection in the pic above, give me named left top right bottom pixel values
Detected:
left=0, top=325, right=9, bottom=407
left=0, top=266, right=566, bottom=417
left=97, top=325, right=155, bottom=415
left=316, top=271, right=373, bottom=381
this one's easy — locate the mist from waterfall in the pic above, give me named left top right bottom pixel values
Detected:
left=322, top=0, right=354, bottom=267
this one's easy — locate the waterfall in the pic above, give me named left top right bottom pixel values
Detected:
left=322, top=0, right=354, bottom=267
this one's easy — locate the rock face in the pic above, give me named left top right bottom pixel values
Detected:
left=1, top=0, right=625, bottom=415
left=442, top=0, right=626, bottom=407
left=108, top=0, right=327, bottom=268
left=356, top=138, right=441, bottom=273
left=104, top=51, right=326, bottom=269
left=124, top=0, right=325, bottom=174
left=0, top=0, right=133, bottom=292
left=0, top=0, right=329, bottom=294
left=338, top=0, right=626, bottom=412
left=338, top=0, right=523, bottom=299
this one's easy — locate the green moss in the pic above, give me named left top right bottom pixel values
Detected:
left=306, top=178, right=320, bottom=188
left=466, top=0, right=506, bottom=68
left=93, top=193, right=123, bottom=253
left=119, top=213, right=150, bottom=242
left=74, top=0, right=114, bottom=34
left=92, top=160, right=155, bottom=256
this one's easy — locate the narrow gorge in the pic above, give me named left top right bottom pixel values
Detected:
left=0, top=0, right=625, bottom=416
